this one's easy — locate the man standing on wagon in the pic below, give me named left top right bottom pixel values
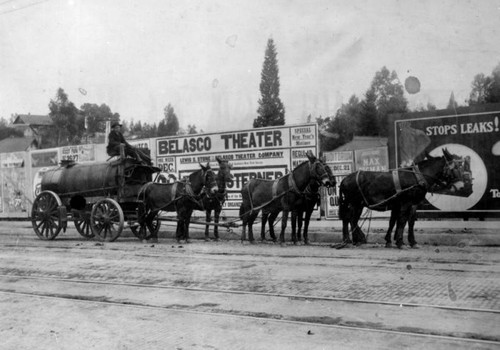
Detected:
left=106, top=122, right=151, bottom=164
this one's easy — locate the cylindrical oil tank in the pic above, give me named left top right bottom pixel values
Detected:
left=41, top=161, right=120, bottom=197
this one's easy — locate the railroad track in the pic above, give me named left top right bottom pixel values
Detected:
left=1, top=227, right=499, bottom=349
left=1, top=274, right=499, bottom=349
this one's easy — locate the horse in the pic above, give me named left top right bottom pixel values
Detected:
left=137, top=163, right=218, bottom=243
left=201, top=156, right=234, bottom=241
left=290, top=163, right=336, bottom=245
left=338, top=148, right=465, bottom=248
left=239, top=151, right=332, bottom=244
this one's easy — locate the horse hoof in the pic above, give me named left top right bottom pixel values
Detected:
left=304, top=240, right=310, bottom=245
left=185, top=239, right=191, bottom=244
left=249, top=240, right=255, bottom=245
left=214, top=238, right=220, bottom=242
left=385, top=242, right=392, bottom=248
left=204, top=237, right=210, bottom=242
left=411, top=244, right=420, bottom=249
left=397, top=245, right=408, bottom=250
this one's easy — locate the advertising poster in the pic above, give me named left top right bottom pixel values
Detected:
left=394, top=111, right=500, bottom=213
left=61, top=144, right=95, bottom=162
left=31, top=148, right=60, bottom=200
left=0, top=152, right=29, bottom=215
left=155, top=124, right=318, bottom=213
left=323, top=151, right=353, bottom=220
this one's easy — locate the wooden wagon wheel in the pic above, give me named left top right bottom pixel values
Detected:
left=90, top=198, right=124, bottom=242
left=73, top=211, right=94, bottom=239
left=31, top=190, right=66, bottom=240
left=131, top=207, right=161, bottom=240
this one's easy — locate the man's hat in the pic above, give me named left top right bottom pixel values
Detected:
left=111, top=122, right=122, bottom=128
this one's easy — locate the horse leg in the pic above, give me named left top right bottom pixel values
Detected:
left=213, top=208, right=220, bottom=241
left=280, top=209, right=290, bottom=244
left=385, top=208, right=398, bottom=248
left=291, top=210, right=298, bottom=243
left=395, top=206, right=410, bottom=249
left=247, top=211, right=258, bottom=243
left=267, top=211, right=279, bottom=242
left=260, top=211, right=269, bottom=241
left=408, top=205, right=418, bottom=248
left=351, top=206, right=366, bottom=245
left=204, top=209, right=212, bottom=241
left=303, top=208, right=313, bottom=245
left=184, top=208, right=193, bottom=243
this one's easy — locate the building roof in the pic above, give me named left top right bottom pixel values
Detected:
left=0, top=137, right=38, bottom=153
left=12, top=114, right=53, bottom=126
left=333, top=136, right=388, bottom=152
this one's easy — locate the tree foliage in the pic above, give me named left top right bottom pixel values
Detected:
left=254, top=38, right=285, bottom=127
left=80, top=103, right=120, bottom=135
left=48, top=88, right=83, bottom=147
left=158, top=103, right=179, bottom=137
left=0, top=117, right=23, bottom=141
left=358, top=88, right=379, bottom=136
left=368, top=67, right=408, bottom=136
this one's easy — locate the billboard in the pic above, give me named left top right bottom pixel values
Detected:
left=155, top=123, right=318, bottom=213
left=393, top=111, right=500, bottom=213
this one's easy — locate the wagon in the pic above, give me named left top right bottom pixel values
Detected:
left=31, top=157, right=161, bottom=242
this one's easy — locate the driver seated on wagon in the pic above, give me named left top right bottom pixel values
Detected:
left=106, top=122, right=152, bottom=164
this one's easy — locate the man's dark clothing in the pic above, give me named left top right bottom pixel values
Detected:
left=107, top=130, right=148, bottom=163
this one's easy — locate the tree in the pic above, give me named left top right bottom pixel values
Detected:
left=317, top=95, right=361, bottom=152
left=80, top=103, right=120, bottom=135
left=369, top=67, right=408, bottom=136
left=358, top=88, right=379, bottom=136
left=485, top=62, right=500, bottom=103
left=254, top=38, right=285, bottom=127
left=158, top=103, right=179, bottom=137
left=187, top=124, right=198, bottom=134
left=446, top=92, right=458, bottom=111
left=468, top=73, right=491, bottom=105
left=48, top=88, right=83, bottom=147
left=0, top=117, right=23, bottom=141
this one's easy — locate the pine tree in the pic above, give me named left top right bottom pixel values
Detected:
left=254, top=38, right=285, bottom=127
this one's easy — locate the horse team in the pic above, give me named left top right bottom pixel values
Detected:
left=138, top=148, right=467, bottom=249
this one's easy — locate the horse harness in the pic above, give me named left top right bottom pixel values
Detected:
left=247, top=160, right=326, bottom=213
left=356, top=166, right=429, bottom=210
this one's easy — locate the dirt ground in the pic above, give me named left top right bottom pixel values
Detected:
left=0, top=221, right=499, bottom=350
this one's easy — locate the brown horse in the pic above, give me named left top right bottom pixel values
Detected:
left=201, top=156, right=234, bottom=241
left=137, top=163, right=218, bottom=242
left=338, top=148, right=465, bottom=248
left=239, top=151, right=332, bottom=244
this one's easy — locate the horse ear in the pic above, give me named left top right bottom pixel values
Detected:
left=306, top=150, right=316, bottom=162
left=442, top=148, right=451, bottom=160
left=206, top=162, right=210, bottom=169
left=199, top=162, right=207, bottom=171
left=216, top=156, right=222, bottom=163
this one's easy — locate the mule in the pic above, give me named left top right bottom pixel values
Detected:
left=202, top=156, right=233, bottom=241
left=138, top=163, right=218, bottom=242
left=261, top=161, right=335, bottom=244
left=338, top=148, right=465, bottom=248
left=290, top=163, right=336, bottom=244
left=239, top=151, right=332, bottom=244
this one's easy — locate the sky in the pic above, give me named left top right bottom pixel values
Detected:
left=1, top=0, right=500, bottom=133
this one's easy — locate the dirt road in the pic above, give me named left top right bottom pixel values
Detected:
left=0, top=221, right=499, bottom=349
